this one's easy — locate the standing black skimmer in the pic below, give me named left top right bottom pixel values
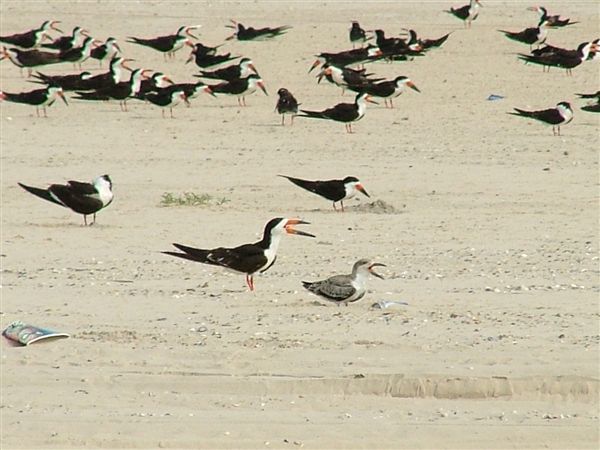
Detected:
left=445, top=0, right=482, bottom=28
left=279, top=175, right=369, bottom=211
left=196, top=57, right=258, bottom=81
left=126, top=25, right=199, bottom=59
left=0, top=20, right=62, bottom=49
left=41, top=26, right=88, bottom=51
left=347, top=75, right=420, bottom=108
left=298, top=92, right=377, bottom=133
left=210, top=74, right=267, bottom=106
left=225, top=20, right=291, bottom=41
left=302, top=259, right=385, bottom=306
left=162, top=218, right=314, bottom=291
left=32, top=70, right=94, bottom=91
left=159, top=81, right=214, bottom=104
left=90, top=37, right=121, bottom=66
left=528, top=6, right=578, bottom=28
left=275, top=88, right=299, bottom=125
left=58, top=36, right=97, bottom=68
left=18, top=175, right=113, bottom=225
left=498, top=23, right=547, bottom=49
left=309, top=45, right=383, bottom=72
left=144, top=89, right=189, bottom=118
left=509, top=101, right=573, bottom=135
left=186, top=42, right=238, bottom=68
left=74, top=68, right=147, bottom=111
left=137, top=71, right=174, bottom=98
left=518, top=41, right=598, bottom=75
left=0, top=46, right=62, bottom=76
left=576, top=91, right=600, bottom=113
left=349, top=21, right=368, bottom=48
left=0, top=85, right=67, bottom=117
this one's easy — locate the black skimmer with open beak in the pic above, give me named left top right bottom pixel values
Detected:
left=0, top=20, right=62, bottom=49
left=186, top=41, right=238, bottom=68
left=298, top=91, right=377, bottom=133
left=279, top=175, right=369, bottom=211
left=498, top=23, right=547, bottom=49
left=32, top=70, right=94, bottom=91
left=210, top=74, right=267, bottom=106
left=576, top=91, right=600, bottom=113
left=275, top=88, right=299, bottom=125
left=309, top=45, right=382, bottom=73
left=41, top=26, right=89, bottom=51
left=196, top=57, right=258, bottom=81
left=225, top=20, right=291, bottom=41
left=18, top=175, right=113, bottom=226
left=144, top=89, right=189, bottom=118
left=127, top=25, right=199, bottom=59
left=1, top=46, right=62, bottom=76
left=0, top=85, right=67, bottom=117
left=518, top=41, right=598, bottom=75
left=74, top=68, right=147, bottom=111
left=163, top=218, right=314, bottom=291
left=509, top=101, right=573, bottom=136
left=347, top=75, right=420, bottom=108
left=528, top=6, right=578, bottom=28
left=445, top=0, right=482, bottom=28
left=90, top=37, right=121, bottom=66
left=302, top=259, right=386, bottom=306
left=349, top=21, right=368, bottom=48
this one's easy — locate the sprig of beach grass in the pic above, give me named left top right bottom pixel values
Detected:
left=160, top=192, right=230, bottom=207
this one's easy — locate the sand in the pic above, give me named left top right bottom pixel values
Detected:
left=1, top=1, right=599, bottom=448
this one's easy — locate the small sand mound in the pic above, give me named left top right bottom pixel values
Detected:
left=354, top=199, right=399, bottom=214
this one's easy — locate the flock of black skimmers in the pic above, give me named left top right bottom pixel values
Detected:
left=3, top=4, right=598, bottom=302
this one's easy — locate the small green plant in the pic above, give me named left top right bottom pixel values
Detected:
left=160, top=192, right=230, bottom=207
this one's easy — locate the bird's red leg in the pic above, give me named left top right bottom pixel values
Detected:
left=341, top=201, right=345, bottom=212
left=281, top=115, right=285, bottom=126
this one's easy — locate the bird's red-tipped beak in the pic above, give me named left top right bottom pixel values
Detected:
left=308, top=59, right=321, bottom=73
left=113, top=42, right=122, bottom=53
left=141, top=69, right=153, bottom=79
left=365, top=95, right=378, bottom=105
left=185, top=26, right=200, bottom=40
left=356, top=183, right=370, bottom=198
left=57, top=89, right=68, bottom=106
left=258, top=80, right=268, bottom=96
left=407, top=81, right=421, bottom=93
left=185, top=39, right=195, bottom=48
left=204, top=85, right=216, bottom=97
left=285, top=219, right=315, bottom=238
left=368, top=262, right=386, bottom=279
left=50, top=21, right=63, bottom=33
left=121, top=58, right=135, bottom=71
left=180, top=91, right=190, bottom=106
left=248, top=63, right=258, bottom=74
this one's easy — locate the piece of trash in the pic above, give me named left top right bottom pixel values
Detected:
left=487, top=94, right=505, bottom=101
left=371, top=300, right=409, bottom=309
left=3, top=321, right=70, bottom=346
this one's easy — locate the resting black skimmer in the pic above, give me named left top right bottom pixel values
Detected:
left=32, top=70, right=94, bottom=91
left=137, top=71, right=174, bottom=97
left=41, top=26, right=88, bottom=51
left=18, top=175, right=113, bottom=225
left=309, top=45, right=383, bottom=72
left=509, top=101, right=573, bottom=136
left=349, top=21, right=368, bottom=48
left=279, top=175, right=369, bottom=211
left=0, top=46, right=62, bottom=76
left=405, top=29, right=451, bottom=51
left=163, top=218, right=314, bottom=291
left=210, top=74, right=267, bottom=106
left=528, top=6, right=578, bottom=27
left=196, top=57, right=258, bottom=81
left=317, top=64, right=383, bottom=92
left=302, top=259, right=385, bottom=306
left=127, top=25, right=199, bottom=59
left=225, top=20, right=291, bottom=41
left=576, top=91, right=600, bottom=113
left=298, top=92, right=377, bottom=133
left=0, top=20, right=62, bottom=49
left=90, top=37, right=121, bottom=66
left=445, top=0, right=482, bottom=28
left=275, top=88, right=299, bottom=125
left=58, top=36, right=97, bottom=68
left=0, top=85, right=67, bottom=117
left=186, top=41, right=238, bottom=68
left=347, top=75, right=420, bottom=108
left=498, top=23, right=547, bottom=49
left=74, top=68, right=147, bottom=111
left=144, top=89, right=189, bottom=118
left=519, top=41, right=598, bottom=75
left=159, top=81, right=214, bottom=104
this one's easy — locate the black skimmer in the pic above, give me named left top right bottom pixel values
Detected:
left=137, top=71, right=174, bottom=98
left=144, top=89, right=189, bottom=118
left=225, top=20, right=291, bottom=41
left=498, top=23, right=547, bottom=49
left=58, top=36, right=97, bottom=68
left=0, top=20, right=62, bottom=49
left=41, top=26, right=88, bottom=51
left=374, top=29, right=409, bottom=56
left=528, top=6, right=578, bottom=28
left=159, top=81, right=214, bottom=103
left=309, top=45, right=382, bottom=72
left=126, top=25, right=199, bottom=59
left=0, top=85, right=67, bottom=117
left=0, top=46, right=62, bottom=76
left=519, top=41, right=598, bottom=75
left=347, top=75, right=420, bottom=108
left=445, top=0, right=482, bottom=28
left=405, top=29, right=451, bottom=51
left=302, top=259, right=385, bottom=306
left=509, top=101, right=573, bottom=136
left=162, top=218, right=314, bottom=291
left=74, top=68, right=147, bottom=111
left=18, top=175, right=113, bottom=226
left=210, top=74, right=267, bottom=106
left=278, top=175, right=369, bottom=211
left=349, top=21, right=368, bottom=48
left=90, top=37, right=121, bottom=66
left=317, top=64, right=383, bottom=92
left=275, top=88, right=299, bottom=125
left=576, top=91, right=600, bottom=113
left=32, top=70, right=94, bottom=91
left=196, top=57, right=258, bottom=81
left=298, top=92, right=377, bottom=133
left=186, top=42, right=238, bottom=68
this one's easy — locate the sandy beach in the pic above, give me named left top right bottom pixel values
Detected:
left=1, top=1, right=599, bottom=448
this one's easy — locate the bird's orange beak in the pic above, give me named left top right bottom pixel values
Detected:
left=357, top=183, right=370, bottom=198
left=285, top=219, right=315, bottom=238
left=407, top=81, right=421, bottom=93
left=369, top=262, right=386, bottom=279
